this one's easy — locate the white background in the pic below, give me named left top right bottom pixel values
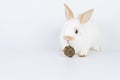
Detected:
left=0, top=0, right=120, bottom=80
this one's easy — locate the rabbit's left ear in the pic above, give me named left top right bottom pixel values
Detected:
left=79, top=9, right=94, bottom=24
left=64, top=4, right=74, bottom=20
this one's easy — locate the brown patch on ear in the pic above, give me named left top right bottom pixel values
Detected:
left=79, top=9, right=94, bottom=24
left=64, top=3, right=74, bottom=20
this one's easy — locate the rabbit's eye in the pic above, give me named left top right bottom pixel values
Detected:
left=75, top=29, right=78, bottom=34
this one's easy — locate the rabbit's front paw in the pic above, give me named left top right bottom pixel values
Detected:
left=78, top=53, right=88, bottom=57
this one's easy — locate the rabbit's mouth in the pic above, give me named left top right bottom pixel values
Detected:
left=66, top=40, right=73, bottom=46
left=66, top=40, right=70, bottom=45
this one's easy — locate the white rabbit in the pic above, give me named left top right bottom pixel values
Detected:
left=60, top=4, right=101, bottom=57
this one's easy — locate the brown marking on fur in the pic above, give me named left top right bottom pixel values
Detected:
left=64, top=36, right=74, bottom=41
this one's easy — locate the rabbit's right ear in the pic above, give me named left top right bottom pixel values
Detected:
left=79, top=9, right=94, bottom=24
left=64, top=4, right=74, bottom=20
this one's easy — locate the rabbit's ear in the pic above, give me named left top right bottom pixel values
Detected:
left=64, top=4, right=74, bottom=20
left=79, top=9, right=94, bottom=24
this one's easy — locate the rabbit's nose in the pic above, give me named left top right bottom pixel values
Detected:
left=64, top=36, right=74, bottom=41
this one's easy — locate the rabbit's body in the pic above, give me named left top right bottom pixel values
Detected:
left=60, top=4, right=101, bottom=57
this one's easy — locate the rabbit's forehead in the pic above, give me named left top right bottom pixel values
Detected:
left=66, top=20, right=80, bottom=28
left=63, top=20, right=80, bottom=35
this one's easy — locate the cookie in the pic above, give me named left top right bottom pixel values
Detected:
left=64, top=46, right=75, bottom=57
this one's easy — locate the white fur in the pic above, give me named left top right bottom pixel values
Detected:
left=60, top=18, right=101, bottom=56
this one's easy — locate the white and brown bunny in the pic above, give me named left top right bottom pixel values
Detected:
left=60, top=4, right=101, bottom=57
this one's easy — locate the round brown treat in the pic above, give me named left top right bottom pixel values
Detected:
left=64, top=46, right=75, bottom=57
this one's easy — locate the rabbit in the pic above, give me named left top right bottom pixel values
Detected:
left=60, top=4, right=101, bottom=57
